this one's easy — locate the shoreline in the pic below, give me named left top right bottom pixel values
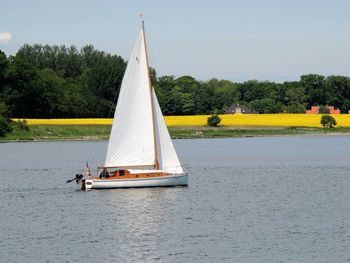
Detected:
left=1, top=125, right=350, bottom=142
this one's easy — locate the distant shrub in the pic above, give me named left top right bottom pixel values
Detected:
left=207, top=113, right=221, bottom=127
left=0, top=116, right=12, bottom=136
left=16, top=119, right=30, bottom=131
left=321, top=114, right=337, bottom=128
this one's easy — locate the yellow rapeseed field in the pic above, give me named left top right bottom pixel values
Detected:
left=17, top=118, right=113, bottom=125
left=15, top=114, right=350, bottom=127
left=166, top=114, right=350, bottom=127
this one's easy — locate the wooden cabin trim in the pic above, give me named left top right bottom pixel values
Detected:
left=93, top=170, right=170, bottom=180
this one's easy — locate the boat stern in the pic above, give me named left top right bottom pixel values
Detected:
left=81, top=179, right=93, bottom=190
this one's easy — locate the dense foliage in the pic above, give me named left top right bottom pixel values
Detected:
left=1, top=45, right=350, bottom=119
left=207, top=113, right=221, bottom=127
left=321, top=115, right=337, bottom=128
left=0, top=102, right=12, bottom=136
left=318, top=105, right=330, bottom=114
left=0, top=46, right=126, bottom=118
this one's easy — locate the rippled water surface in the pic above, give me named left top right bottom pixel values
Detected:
left=1, top=136, right=350, bottom=262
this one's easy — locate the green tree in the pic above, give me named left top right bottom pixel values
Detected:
left=324, top=75, right=350, bottom=113
left=193, top=83, right=213, bottom=114
left=208, top=78, right=241, bottom=111
left=87, top=54, right=125, bottom=101
left=239, top=80, right=262, bottom=102
left=35, top=68, right=67, bottom=117
left=0, top=50, right=8, bottom=93
left=300, top=74, right=326, bottom=107
left=181, top=93, right=195, bottom=114
left=61, top=80, right=91, bottom=117
left=0, top=102, right=12, bottom=136
left=12, top=44, right=127, bottom=117
left=163, top=86, right=184, bottom=115
left=207, top=113, right=221, bottom=127
left=3, top=56, right=41, bottom=117
left=321, top=115, right=337, bottom=128
left=249, top=98, right=283, bottom=113
left=284, top=82, right=307, bottom=113
left=175, top=75, right=198, bottom=93
left=16, top=44, right=83, bottom=79
left=318, top=105, right=330, bottom=114
left=155, top=75, right=176, bottom=110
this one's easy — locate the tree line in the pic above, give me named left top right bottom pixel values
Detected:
left=1, top=44, right=350, bottom=119
left=0, top=44, right=126, bottom=118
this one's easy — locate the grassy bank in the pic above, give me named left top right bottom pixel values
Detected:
left=169, top=126, right=350, bottom=138
left=6, top=114, right=349, bottom=141
left=2, top=125, right=350, bottom=142
left=1, top=125, right=111, bottom=141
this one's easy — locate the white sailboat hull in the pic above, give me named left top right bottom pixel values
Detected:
left=82, top=174, right=188, bottom=190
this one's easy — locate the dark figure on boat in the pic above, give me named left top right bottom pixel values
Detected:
left=99, top=168, right=109, bottom=178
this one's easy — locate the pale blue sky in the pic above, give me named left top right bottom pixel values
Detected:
left=1, top=0, right=350, bottom=82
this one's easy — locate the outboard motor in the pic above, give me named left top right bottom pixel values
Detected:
left=66, top=174, right=84, bottom=184
left=75, top=174, right=83, bottom=184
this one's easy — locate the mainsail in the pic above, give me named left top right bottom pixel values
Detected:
left=105, top=29, right=154, bottom=167
left=104, top=25, right=183, bottom=174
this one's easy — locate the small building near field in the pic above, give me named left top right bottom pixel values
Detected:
left=225, top=104, right=258, bottom=114
left=306, top=106, right=340, bottom=114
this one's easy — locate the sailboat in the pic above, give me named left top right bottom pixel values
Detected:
left=79, top=21, right=188, bottom=190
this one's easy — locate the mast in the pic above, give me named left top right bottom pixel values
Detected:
left=142, top=20, right=159, bottom=170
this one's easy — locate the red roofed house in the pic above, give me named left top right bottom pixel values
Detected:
left=306, top=106, right=340, bottom=114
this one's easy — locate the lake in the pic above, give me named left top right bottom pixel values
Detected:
left=1, top=136, right=350, bottom=262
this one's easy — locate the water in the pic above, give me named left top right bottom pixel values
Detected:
left=1, top=136, right=350, bottom=262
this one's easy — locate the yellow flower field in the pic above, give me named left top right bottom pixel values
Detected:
left=166, top=114, right=350, bottom=127
left=17, top=118, right=113, bottom=125
left=14, top=114, right=350, bottom=127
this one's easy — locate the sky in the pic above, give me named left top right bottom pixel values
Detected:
left=1, top=0, right=350, bottom=82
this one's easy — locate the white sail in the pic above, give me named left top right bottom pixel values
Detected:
left=153, top=90, right=184, bottom=174
left=105, top=30, right=155, bottom=167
